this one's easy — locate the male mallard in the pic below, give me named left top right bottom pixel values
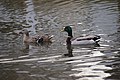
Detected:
left=62, top=26, right=101, bottom=45
left=20, top=29, right=53, bottom=43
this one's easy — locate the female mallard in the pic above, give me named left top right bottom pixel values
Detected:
left=62, top=26, right=101, bottom=45
left=20, top=29, right=53, bottom=43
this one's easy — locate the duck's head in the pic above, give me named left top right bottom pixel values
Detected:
left=62, top=26, right=73, bottom=38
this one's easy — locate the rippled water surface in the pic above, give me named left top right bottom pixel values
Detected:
left=0, top=0, right=120, bottom=80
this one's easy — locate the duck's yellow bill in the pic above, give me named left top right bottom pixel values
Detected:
left=61, top=27, right=65, bottom=32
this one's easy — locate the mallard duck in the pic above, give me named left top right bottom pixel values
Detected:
left=20, top=29, right=53, bottom=43
left=62, top=26, right=101, bottom=45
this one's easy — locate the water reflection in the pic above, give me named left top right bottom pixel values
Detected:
left=64, top=37, right=73, bottom=57
left=0, top=70, right=18, bottom=80
left=23, top=41, right=52, bottom=51
left=24, top=0, right=38, bottom=34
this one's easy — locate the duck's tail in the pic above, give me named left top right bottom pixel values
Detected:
left=49, top=35, right=54, bottom=39
left=93, top=35, right=101, bottom=41
left=93, top=35, right=101, bottom=44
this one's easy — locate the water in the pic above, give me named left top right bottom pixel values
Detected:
left=0, top=0, right=120, bottom=80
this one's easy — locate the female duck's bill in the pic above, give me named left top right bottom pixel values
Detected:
left=62, top=26, right=101, bottom=46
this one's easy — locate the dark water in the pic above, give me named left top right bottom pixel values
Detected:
left=0, top=0, right=120, bottom=80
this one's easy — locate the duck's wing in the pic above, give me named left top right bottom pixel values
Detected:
left=37, top=34, right=54, bottom=42
left=31, top=35, right=40, bottom=41
left=76, top=35, right=100, bottom=41
left=48, top=35, right=54, bottom=39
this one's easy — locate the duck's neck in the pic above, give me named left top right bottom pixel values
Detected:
left=23, top=33, right=29, bottom=42
left=66, top=31, right=73, bottom=45
left=67, top=31, right=73, bottom=38
left=66, top=37, right=72, bottom=45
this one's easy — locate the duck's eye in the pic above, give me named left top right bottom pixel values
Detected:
left=64, top=27, right=68, bottom=31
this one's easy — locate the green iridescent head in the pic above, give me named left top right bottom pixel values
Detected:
left=62, top=26, right=73, bottom=37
